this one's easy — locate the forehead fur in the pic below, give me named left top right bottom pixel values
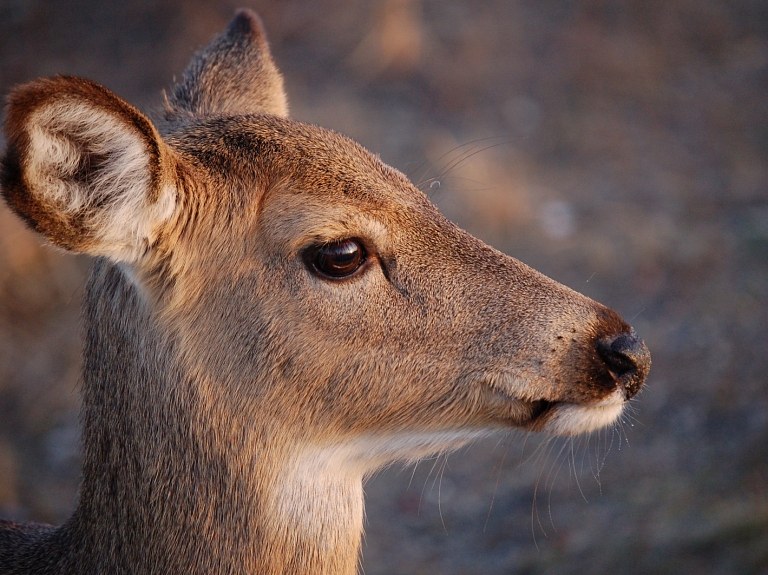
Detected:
left=167, top=115, right=422, bottom=209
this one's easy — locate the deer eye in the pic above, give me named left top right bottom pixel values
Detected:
left=308, top=239, right=366, bottom=278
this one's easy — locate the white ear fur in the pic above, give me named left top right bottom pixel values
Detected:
left=27, top=100, right=176, bottom=262
left=2, top=77, right=177, bottom=264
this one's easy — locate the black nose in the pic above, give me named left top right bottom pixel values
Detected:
left=596, top=331, right=651, bottom=399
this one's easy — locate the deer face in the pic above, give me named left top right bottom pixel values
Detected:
left=153, top=114, right=648, bottom=453
left=1, top=12, right=649, bottom=469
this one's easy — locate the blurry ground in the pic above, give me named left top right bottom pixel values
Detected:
left=1, top=0, right=767, bottom=573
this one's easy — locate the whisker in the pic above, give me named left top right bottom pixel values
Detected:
left=571, top=437, right=589, bottom=504
left=484, top=435, right=512, bottom=532
left=418, top=455, right=443, bottom=515
left=412, top=136, right=510, bottom=189
left=437, top=455, right=449, bottom=534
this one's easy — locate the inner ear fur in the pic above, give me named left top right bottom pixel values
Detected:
left=1, top=76, right=178, bottom=263
left=164, top=8, right=288, bottom=122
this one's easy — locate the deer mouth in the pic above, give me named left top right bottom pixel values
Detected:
left=483, top=384, right=626, bottom=436
left=527, top=399, right=556, bottom=423
left=483, top=385, right=560, bottom=429
left=520, top=392, right=627, bottom=435
left=522, top=398, right=568, bottom=433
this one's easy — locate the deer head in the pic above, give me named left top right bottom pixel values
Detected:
left=0, top=9, right=649, bottom=575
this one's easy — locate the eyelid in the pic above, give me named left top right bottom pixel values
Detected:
left=288, top=216, right=390, bottom=255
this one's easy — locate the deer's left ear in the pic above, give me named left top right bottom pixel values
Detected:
left=165, top=8, right=288, bottom=121
left=1, top=76, right=179, bottom=264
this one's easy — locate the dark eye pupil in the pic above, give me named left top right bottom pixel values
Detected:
left=313, top=240, right=365, bottom=278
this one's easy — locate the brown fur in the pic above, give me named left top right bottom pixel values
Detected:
left=0, top=9, right=649, bottom=575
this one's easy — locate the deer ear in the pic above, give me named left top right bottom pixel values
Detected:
left=166, top=8, right=288, bottom=121
left=1, top=76, right=178, bottom=264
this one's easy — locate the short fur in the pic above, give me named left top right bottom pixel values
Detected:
left=0, top=9, right=650, bottom=575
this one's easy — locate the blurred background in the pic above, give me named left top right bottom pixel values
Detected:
left=0, top=0, right=766, bottom=573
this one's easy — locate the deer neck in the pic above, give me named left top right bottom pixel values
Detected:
left=73, top=434, right=365, bottom=575
left=65, top=262, right=364, bottom=575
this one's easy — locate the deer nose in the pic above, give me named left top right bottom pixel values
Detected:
left=596, top=331, right=651, bottom=399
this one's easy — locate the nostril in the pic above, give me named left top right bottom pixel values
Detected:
left=597, top=334, right=637, bottom=377
left=596, top=331, right=651, bottom=398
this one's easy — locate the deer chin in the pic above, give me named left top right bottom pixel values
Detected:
left=523, top=390, right=627, bottom=436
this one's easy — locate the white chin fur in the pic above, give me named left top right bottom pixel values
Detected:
left=542, top=390, right=626, bottom=436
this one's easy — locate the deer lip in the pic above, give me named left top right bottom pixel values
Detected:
left=521, top=399, right=569, bottom=432
left=483, top=384, right=561, bottom=426
left=527, top=399, right=556, bottom=421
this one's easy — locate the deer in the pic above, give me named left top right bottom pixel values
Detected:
left=0, top=8, right=650, bottom=575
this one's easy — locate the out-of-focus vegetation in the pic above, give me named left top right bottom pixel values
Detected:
left=1, top=1, right=766, bottom=573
